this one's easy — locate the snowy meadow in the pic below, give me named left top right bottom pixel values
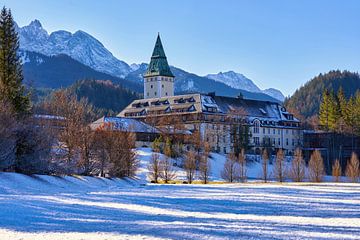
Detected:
left=0, top=148, right=359, bottom=239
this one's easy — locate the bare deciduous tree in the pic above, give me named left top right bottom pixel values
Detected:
left=148, top=153, right=161, bottom=183
left=221, top=152, right=239, bottom=182
left=238, top=149, right=247, bottom=182
left=184, top=150, right=196, bottom=183
left=46, top=91, right=94, bottom=164
left=290, top=148, right=305, bottom=182
left=332, top=159, right=342, bottom=182
left=261, top=149, right=269, bottom=183
left=346, top=152, right=359, bottom=183
left=77, top=126, right=96, bottom=176
left=274, top=149, right=285, bottom=182
left=308, top=150, right=324, bottom=182
left=159, top=155, right=176, bottom=183
left=0, top=100, right=17, bottom=170
left=199, top=142, right=211, bottom=184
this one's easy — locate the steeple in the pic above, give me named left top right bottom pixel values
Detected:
left=143, top=34, right=175, bottom=99
left=144, top=34, right=174, bottom=78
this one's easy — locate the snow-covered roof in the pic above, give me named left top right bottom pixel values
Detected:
left=90, top=116, right=159, bottom=133
left=119, top=93, right=299, bottom=125
left=34, top=114, right=66, bottom=120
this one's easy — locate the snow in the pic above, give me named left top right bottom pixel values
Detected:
left=206, top=71, right=285, bottom=102
left=206, top=71, right=261, bottom=93
left=17, top=20, right=131, bottom=78
left=0, top=148, right=359, bottom=239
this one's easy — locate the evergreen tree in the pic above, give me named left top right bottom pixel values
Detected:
left=337, top=88, right=348, bottom=132
left=0, top=7, right=30, bottom=115
left=319, top=90, right=330, bottom=130
left=319, top=90, right=340, bottom=131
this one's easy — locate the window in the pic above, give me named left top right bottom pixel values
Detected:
left=162, top=84, right=164, bottom=88
left=286, top=138, right=289, bottom=145
left=151, top=85, right=153, bottom=89
left=278, top=129, right=281, bottom=135
left=292, top=139, right=295, bottom=146
left=273, top=138, right=275, bottom=145
left=254, top=120, right=260, bottom=134
left=263, top=128, right=265, bottom=134
left=278, top=138, right=281, bottom=145
left=254, top=137, right=260, bottom=146
left=286, top=129, right=289, bottom=134
left=268, top=128, right=270, bottom=134
left=273, top=129, right=275, bottom=134
left=154, top=92, right=157, bottom=96
left=165, top=92, right=168, bottom=96
left=147, top=92, right=149, bottom=96
left=223, top=147, right=227, bottom=154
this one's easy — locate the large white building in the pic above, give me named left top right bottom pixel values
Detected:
left=119, top=35, right=302, bottom=155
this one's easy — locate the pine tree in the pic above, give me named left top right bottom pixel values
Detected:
left=328, top=91, right=340, bottom=131
left=319, top=90, right=330, bottom=130
left=0, top=7, right=30, bottom=115
left=337, top=88, right=347, bottom=126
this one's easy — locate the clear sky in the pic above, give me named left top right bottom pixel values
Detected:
left=2, top=0, right=360, bottom=96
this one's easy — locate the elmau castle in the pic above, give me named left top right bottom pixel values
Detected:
left=94, top=35, right=302, bottom=155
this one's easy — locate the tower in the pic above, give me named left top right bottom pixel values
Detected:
left=144, top=34, right=174, bottom=99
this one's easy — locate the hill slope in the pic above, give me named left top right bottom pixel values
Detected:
left=285, top=70, right=360, bottom=120
left=64, top=80, right=140, bottom=115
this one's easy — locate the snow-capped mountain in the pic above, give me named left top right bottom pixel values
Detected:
left=262, top=88, right=285, bottom=102
left=206, top=71, right=285, bottom=101
left=206, top=71, right=261, bottom=93
left=17, top=20, right=131, bottom=78
left=17, top=19, right=283, bottom=102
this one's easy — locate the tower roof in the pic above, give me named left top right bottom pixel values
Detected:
left=144, top=34, right=174, bottom=78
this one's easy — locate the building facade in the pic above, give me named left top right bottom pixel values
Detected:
left=119, top=35, right=302, bottom=155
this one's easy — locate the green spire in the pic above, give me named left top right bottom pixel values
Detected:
left=144, top=34, right=174, bottom=78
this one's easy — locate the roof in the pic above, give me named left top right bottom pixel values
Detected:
left=90, top=116, right=159, bottom=133
left=118, top=94, right=203, bottom=117
left=144, top=34, right=174, bottom=78
left=118, top=93, right=300, bottom=125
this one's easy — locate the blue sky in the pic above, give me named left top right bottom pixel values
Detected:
left=2, top=0, right=360, bottom=96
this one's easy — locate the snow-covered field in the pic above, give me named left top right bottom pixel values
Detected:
left=0, top=148, right=359, bottom=240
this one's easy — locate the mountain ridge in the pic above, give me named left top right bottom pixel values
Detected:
left=17, top=19, right=284, bottom=102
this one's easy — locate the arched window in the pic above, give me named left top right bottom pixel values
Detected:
left=254, top=120, right=260, bottom=134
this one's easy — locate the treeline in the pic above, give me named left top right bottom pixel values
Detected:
left=285, top=70, right=360, bottom=127
left=319, top=88, right=360, bottom=134
left=147, top=145, right=359, bottom=184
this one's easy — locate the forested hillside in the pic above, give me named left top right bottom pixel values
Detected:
left=65, top=80, right=139, bottom=116
left=35, top=80, right=139, bottom=117
left=285, top=70, right=360, bottom=123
